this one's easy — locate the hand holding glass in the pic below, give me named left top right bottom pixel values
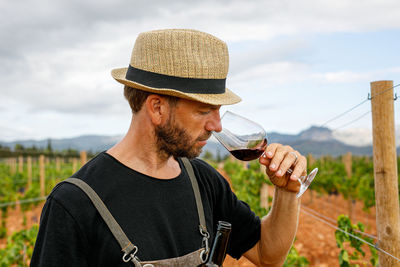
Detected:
left=212, top=111, right=318, bottom=198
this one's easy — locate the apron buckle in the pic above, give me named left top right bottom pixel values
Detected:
left=122, top=246, right=142, bottom=266
left=199, top=225, right=210, bottom=263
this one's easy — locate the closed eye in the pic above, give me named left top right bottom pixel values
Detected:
left=199, top=110, right=211, bottom=115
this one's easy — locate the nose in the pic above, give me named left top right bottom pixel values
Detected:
left=205, top=110, right=222, bottom=132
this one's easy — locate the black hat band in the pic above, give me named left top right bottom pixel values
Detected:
left=125, top=65, right=226, bottom=94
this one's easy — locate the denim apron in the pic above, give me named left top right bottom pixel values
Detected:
left=64, top=158, right=210, bottom=267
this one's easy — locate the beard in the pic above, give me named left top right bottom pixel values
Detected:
left=155, top=114, right=211, bottom=159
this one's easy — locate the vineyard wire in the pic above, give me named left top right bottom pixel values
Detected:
left=368, top=83, right=400, bottom=100
left=320, top=98, right=369, bottom=128
left=0, top=188, right=379, bottom=239
left=0, top=196, right=47, bottom=208
left=320, top=83, right=400, bottom=128
left=331, top=110, right=372, bottom=132
left=301, top=206, right=378, bottom=240
left=300, top=208, right=400, bottom=263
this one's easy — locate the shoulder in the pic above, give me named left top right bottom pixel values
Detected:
left=47, top=179, right=94, bottom=222
left=46, top=152, right=113, bottom=221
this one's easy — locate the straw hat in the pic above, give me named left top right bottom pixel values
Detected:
left=111, top=29, right=241, bottom=105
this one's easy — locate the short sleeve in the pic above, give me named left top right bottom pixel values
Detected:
left=31, top=196, right=89, bottom=267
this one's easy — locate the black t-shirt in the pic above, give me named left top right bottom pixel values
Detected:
left=31, top=152, right=260, bottom=266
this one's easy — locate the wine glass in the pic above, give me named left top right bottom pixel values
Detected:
left=212, top=110, right=318, bottom=198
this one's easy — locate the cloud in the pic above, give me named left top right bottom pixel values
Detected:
left=313, top=67, right=400, bottom=83
left=0, top=124, right=38, bottom=142
left=333, top=125, right=400, bottom=146
left=1, top=0, right=400, bottom=140
left=2, top=0, right=400, bottom=59
left=229, top=38, right=310, bottom=75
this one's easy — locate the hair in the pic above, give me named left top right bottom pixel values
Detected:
left=123, top=85, right=180, bottom=113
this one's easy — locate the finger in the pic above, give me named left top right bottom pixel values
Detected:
left=262, top=143, right=280, bottom=160
left=259, top=154, right=271, bottom=167
left=269, top=145, right=292, bottom=173
left=276, top=151, right=299, bottom=178
left=290, top=156, right=307, bottom=181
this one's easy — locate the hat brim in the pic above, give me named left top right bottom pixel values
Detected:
left=111, top=68, right=241, bottom=106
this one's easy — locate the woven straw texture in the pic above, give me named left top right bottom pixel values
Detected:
left=131, top=29, right=229, bottom=79
left=111, top=29, right=241, bottom=105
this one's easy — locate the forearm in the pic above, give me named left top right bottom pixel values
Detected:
left=258, top=187, right=300, bottom=266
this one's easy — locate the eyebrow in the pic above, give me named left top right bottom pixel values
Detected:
left=198, top=104, right=221, bottom=110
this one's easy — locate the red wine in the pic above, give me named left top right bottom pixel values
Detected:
left=229, top=138, right=268, bottom=161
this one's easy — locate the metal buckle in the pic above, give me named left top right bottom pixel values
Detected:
left=199, top=225, right=210, bottom=263
left=122, top=246, right=142, bottom=266
left=200, top=248, right=208, bottom=263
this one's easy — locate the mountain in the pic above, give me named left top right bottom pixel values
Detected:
left=0, top=135, right=123, bottom=153
left=0, top=126, right=393, bottom=158
left=267, top=126, right=373, bottom=157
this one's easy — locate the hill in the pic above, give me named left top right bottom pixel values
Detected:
left=0, top=126, right=387, bottom=158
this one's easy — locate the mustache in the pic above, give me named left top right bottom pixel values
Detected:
left=197, top=131, right=212, bottom=141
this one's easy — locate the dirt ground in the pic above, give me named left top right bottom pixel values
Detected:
left=223, top=187, right=377, bottom=267
left=1, top=187, right=377, bottom=266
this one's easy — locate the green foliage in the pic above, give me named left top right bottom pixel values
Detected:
left=202, top=151, right=215, bottom=162
left=0, top=156, right=82, bottom=264
left=0, top=157, right=78, bottom=238
left=310, top=155, right=379, bottom=211
left=224, top=159, right=269, bottom=217
left=335, top=215, right=378, bottom=267
left=284, top=244, right=310, bottom=267
left=0, top=225, right=39, bottom=267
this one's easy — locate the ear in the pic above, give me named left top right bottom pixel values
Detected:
left=145, top=94, right=170, bottom=125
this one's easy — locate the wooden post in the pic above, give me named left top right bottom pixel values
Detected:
left=27, top=156, right=32, bottom=189
left=18, top=156, right=23, bottom=173
left=56, top=157, right=61, bottom=172
left=10, top=157, right=16, bottom=175
left=307, top=153, right=315, bottom=167
left=343, top=152, right=354, bottom=221
left=39, top=155, right=45, bottom=197
left=72, top=158, right=78, bottom=173
left=343, top=152, right=352, bottom=178
left=80, top=151, right=87, bottom=167
left=370, top=80, right=400, bottom=266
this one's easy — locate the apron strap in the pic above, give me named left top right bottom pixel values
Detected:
left=181, top=158, right=207, bottom=233
left=63, top=178, right=141, bottom=265
left=59, top=158, right=209, bottom=265
left=181, top=158, right=210, bottom=261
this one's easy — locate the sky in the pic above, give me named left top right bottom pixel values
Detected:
left=1, top=0, right=400, bottom=145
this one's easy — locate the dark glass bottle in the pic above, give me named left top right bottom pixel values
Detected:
left=199, top=221, right=232, bottom=267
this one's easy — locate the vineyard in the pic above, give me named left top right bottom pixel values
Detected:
left=0, top=152, right=398, bottom=266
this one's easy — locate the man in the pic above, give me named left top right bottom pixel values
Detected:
left=31, top=29, right=306, bottom=266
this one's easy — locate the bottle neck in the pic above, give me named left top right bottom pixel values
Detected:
left=206, top=221, right=231, bottom=265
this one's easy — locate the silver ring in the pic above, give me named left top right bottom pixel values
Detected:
left=289, top=151, right=298, bottom=163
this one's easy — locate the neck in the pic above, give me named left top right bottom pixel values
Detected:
left=107, top=115, right=181, bottom=179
